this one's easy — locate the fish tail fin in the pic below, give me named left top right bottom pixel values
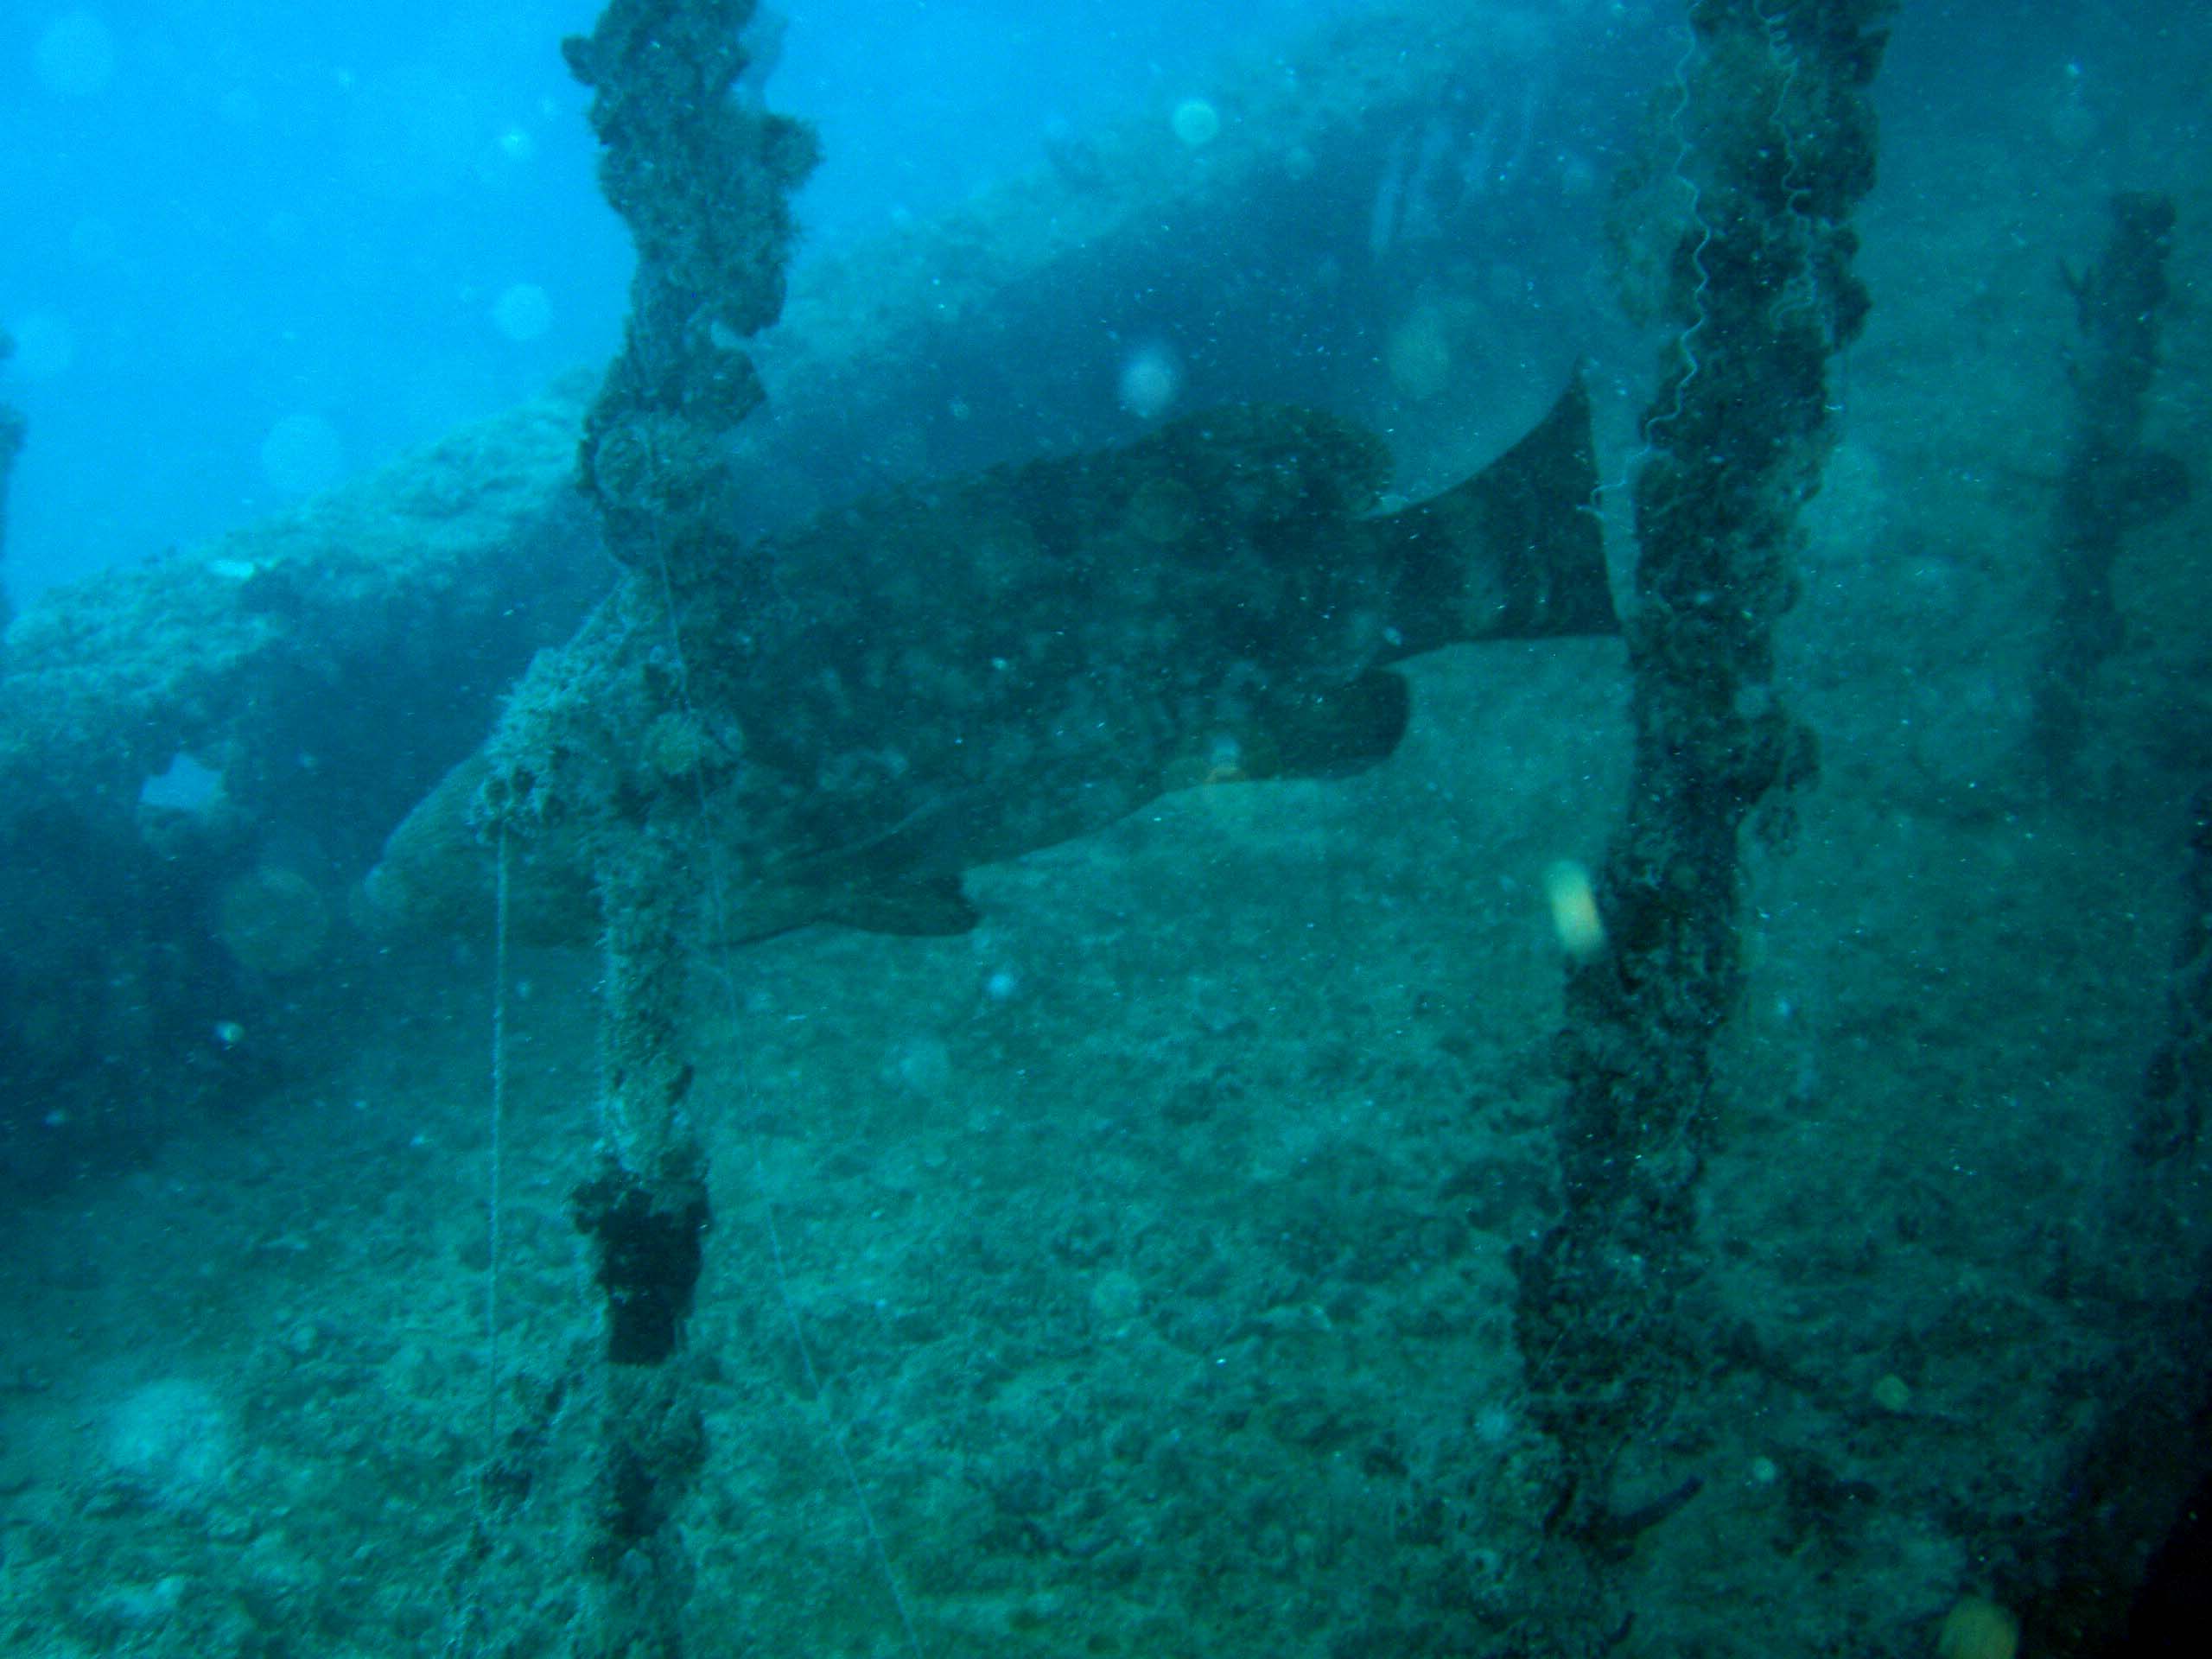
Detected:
left=1375, top=372, right=1617, bottom=651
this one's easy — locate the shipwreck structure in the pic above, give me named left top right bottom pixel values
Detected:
left=0, top=395, right=604, bottom=1189
left=1512, top=0, right=1894, bottom=1565
left=0, top=0, right=1650, bottom=1189
left=6, top=2, right=2212, bottom=1656
left=454, top=4, right=1629, bottom=1649
left=2031, top=190, right=2185, bottom=785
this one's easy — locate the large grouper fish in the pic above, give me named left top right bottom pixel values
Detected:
left=364, top=377, right=1616, bottom=945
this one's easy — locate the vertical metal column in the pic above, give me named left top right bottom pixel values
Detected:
left=1513, top=0, right=1894, bottom=1557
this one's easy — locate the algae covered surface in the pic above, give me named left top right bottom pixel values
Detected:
left=3, top=3, right=2211, bottom=1656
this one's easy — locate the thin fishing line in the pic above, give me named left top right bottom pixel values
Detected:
left=643, top=499, right=926, bottom=1659
left=487, top=823, right=509, bottom=1464
left=1597, top=27, right=1714, bottom=511
left=1755, top=0, right=1821, bottom=329
left=452, top=823, right=513, bottom=1658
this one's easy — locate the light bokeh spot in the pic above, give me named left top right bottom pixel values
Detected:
left=1170, top=97, right=1221, bottom=148
left=1542, top=860, right=1606, bottom=960
left=1117, top=342, right=1181, bottom=420
left=35, top=10, right=115, bottom=98
left=492, top=283, right=554, bottom=343
left=259, top=413, right=346, bottom=496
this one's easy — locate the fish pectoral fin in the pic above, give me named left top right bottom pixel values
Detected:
left=821, top=873, right=982, bottom=938
left=1251, top=668, right=1413, bottom=781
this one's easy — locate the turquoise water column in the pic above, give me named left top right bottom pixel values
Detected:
left=1512, top=0, right=1894, bottom=1550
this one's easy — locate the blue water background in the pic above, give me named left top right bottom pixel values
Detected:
left=0, top=0, right=1374, bottom=603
